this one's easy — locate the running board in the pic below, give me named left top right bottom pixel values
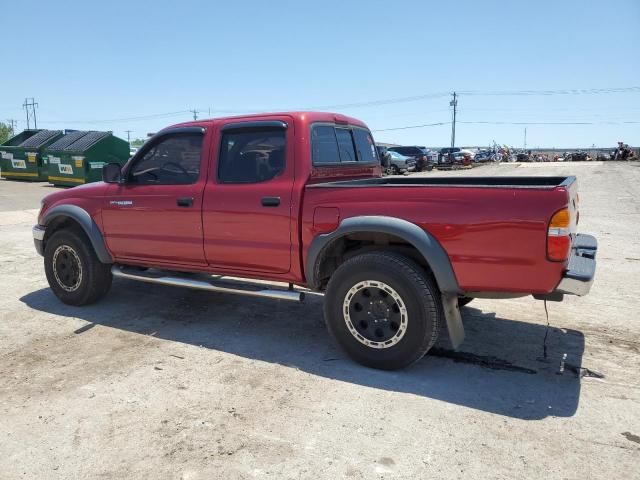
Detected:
left=111, top=265, right=304, bottom=302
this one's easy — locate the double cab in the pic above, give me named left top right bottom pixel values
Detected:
left=33, top=112, right=597, bottom=369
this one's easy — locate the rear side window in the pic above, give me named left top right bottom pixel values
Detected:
left=218, top=128, right=286, bottom=183
left=312, top=126, right=340, bottom=164
left=353, top=129, right=377, bottom=163
left=311, top=125, right=378, bottom=165
left=335, top=129, right=356, bottom=162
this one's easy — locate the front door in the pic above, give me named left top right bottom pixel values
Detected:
left=202, top=119, right=293, bottom=273
left=102, top=128, right=208, bottom=265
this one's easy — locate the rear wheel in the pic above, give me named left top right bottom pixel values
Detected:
left=44, top=229, right=112, bottom=306
left=324, top=252, right=442, bottom=370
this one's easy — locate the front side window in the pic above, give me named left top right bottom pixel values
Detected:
left=218, top=128, right=286, bottom=183
left=311, top=124, right=378, bottom=165
left=129, top=133, right=203, bottom=185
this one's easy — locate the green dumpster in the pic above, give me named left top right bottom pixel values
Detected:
left=0, top=129, right=63, bottom=181
left=45, top=131, right=129, bottom=186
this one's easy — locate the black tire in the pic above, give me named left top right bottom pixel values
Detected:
left=324, top=252, right=442, bottom=370
left=44, top=229, right=112, bottom=306
left=387, top=164, right=400, bottom=175
left=458, top=297, right=473, bottom=307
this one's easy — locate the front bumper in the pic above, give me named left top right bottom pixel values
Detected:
left=33, top=225, right=45, bottom=256
left=555, top=233, right=597, bottom=296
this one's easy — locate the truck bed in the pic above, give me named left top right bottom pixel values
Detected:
left=303, top=175, right=578, bottom=295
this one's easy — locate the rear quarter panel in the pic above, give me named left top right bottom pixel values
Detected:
left=302, top=184, right=571, bottom=294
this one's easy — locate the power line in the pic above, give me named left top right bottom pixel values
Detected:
left=372, top=119, right=640, bottom=132
left=458, top=86, right=640, bottom=96
left=459, top=120, right=640, bottom=125
left=27, top=84, right=640, bottom=126
left=39, top=110, right=193, bottom=124
left=372, top=121, right=450, bottom=132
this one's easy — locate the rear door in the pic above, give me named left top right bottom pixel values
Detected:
left=202, top=119, right=294, bottom=273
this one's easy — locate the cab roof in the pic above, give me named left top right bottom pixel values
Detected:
left=167, top=111, right=370, bottom=131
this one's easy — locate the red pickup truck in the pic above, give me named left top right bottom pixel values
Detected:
left=33, top=112, right=597, bottom=370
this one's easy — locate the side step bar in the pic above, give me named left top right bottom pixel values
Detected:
left=111, top=265, right=304, bottom=302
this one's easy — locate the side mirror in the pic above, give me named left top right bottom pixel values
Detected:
left=102, top=163, right=122, bottom=183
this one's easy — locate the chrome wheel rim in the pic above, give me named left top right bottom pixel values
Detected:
left=343, top=280, right=408, bottom=349
left=53, top=245, right=83, bottom=292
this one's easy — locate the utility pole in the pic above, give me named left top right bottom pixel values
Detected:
left=190, top=108, right=199, bottom=121
left=6, top=119, right=17, bottom=136
left=450, top=92, right=457, bottom=150
left=524, top=127, right=527, bottom=150
left=125, top=130, right=132, bottom=146
left=23, top=97, right=38, bottom=129
left=23, top=99, right=30, bottom=129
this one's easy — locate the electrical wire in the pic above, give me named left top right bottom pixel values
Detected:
left=372, top=121, right=450, bottom=132
left=23, top=85, right=640, bottom=126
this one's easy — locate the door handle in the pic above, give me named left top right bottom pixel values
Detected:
left=177, top=197, right=194, bottom=207
left=261, top=196, right=280, bottom=207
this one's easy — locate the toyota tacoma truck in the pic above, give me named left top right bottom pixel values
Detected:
left=32, top=112, right=597, bottom=370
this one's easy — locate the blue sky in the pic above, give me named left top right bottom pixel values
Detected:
left=1, top=0, right=639, bottom=148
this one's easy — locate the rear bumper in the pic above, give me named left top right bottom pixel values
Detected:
left=33, top=225, right=45, bottom=256
left=555, top=233, right=597, bottom=296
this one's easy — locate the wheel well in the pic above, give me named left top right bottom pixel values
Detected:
left=43, top=216, right=86, bottom=247
left=315, top=232, right=434, bottom=290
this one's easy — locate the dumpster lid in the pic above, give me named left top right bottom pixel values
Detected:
left=18, top=130, right=62, bottom=149
left=64, top=131, right=110, bottom=152
left=46, top=131, right=89, bottom=151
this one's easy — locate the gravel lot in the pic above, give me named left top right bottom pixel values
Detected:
left=1, top=162, right=638, bottom=479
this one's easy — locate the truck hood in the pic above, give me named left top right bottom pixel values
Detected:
left=43, top=181, right=108, bottom=205
left=39, top=182, right=109, bottom=224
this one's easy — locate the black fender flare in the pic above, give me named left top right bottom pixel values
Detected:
left=42, top=205, right=113, bottom=264
left=306, top=215, right=461, bottom=294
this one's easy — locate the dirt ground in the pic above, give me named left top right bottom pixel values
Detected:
left=0, top=162, right=638, bottom=479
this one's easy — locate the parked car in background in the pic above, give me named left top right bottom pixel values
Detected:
left=459, top=149, right=476, bottom=161
left=438, top=147, right=461, bottom=163
left=386, top=150, right=416, bottom=175
left=388, top=145, right=434, bottom=171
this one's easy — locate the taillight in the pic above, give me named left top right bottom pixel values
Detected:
left=547, top=207, right=571, bottom=261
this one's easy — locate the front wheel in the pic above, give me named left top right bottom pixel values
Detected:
left=44, top=229, right=112, bottom=306
left=324, top=252, right=442, bottom=370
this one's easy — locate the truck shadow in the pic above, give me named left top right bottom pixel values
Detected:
left=21, top=280, right=585, bottom=420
